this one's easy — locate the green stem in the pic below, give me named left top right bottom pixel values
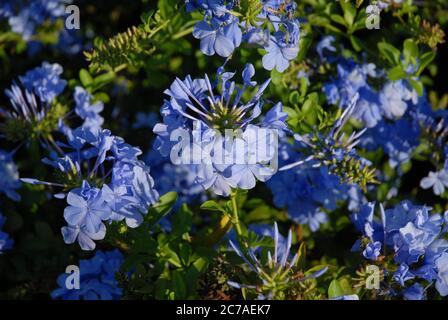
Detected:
left=230, top=190, right=243, bottom=237
left=172, top=26, right=194, bottom=40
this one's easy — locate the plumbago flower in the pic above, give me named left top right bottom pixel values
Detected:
left=323, top=56, right=417, bottom=128
left=187, top=0, right=300, bottom=72
left=153, top=63, right=288, bottom=196
left=0, top=62, right=68, bottom=141
left=145, top=148, right=206, bottom=206
left=52, top=250, right=124, bottom=300
left=0, top=0, right=67, bottom=41
left=351, top=201, right=448, bottom=300
left=280, top=93, right=377, bottom=190
left=23, top=125, right=159, bottom=251
left=0, top=213, right=14, bottom=254
left=0, top=149, right=21, bottom=201
left=420, top=167, right=448, bottom=196
left=267, top=143, right=354, bottom=231
left=228, top=223, right=328, bottom=299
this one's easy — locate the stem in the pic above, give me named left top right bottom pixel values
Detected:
left=230, top=190, right=243, bottom=237
left=172, top=26, right=194, bottom=40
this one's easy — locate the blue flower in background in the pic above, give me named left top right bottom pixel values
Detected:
left=0, top=0, right=67, bottom=41
left=187, top=0, right=300, bottom=72
left=145, top=149, right=207, bottom=206
left=361, top=115, right=420, bottom=170
left=20, top=62, right=67, bottom=103
left=379, top=80, right=417, bottom=120
left=323, top=58, right=417, bottom=128
left=0, top=213, right=14, bottom=254
left=51, top=250, right=124, bottom=300
left=267, top=143, right=350, bottom=231
left=74, top=86, right=104, bottom=130
left=323, top=59, right=382, bottom=128
left=316, top=36, right=336, bottom=61
left=420, top=168, right=448, bottom=196
left=3, top=62, right=67, bottom=126
left=0, top=150, right=21, bottom=201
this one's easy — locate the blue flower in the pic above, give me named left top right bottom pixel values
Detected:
left=262, top=31, right=299, bottom=72
left=3, top=62, right=66, bottom=129
left=153, top=64, right=286, bottom=196
left=402, top=283, right=425, bottom=300
left=20, top=62, right=67, bottom=103
left=393, top=263, right=414, bottom=286
left=63, top=182, right=111, bottom=246
left=363, top=241, right=382, bottom=261
left=420, top=169, right=448, bottom=196
left=316, top=36, right=336, bottom=61
left=187, top=0, right=300, bottom=72
left=379, top=80, right=416, bottom=120
left=0, top=150, right=21, bottom=201
left=193, top=16, right=242, bottom=57
left=435, top=252, right=448, bottom=296
left=23, top=125, right=159, bottom=250
left=352, top=201, right=448, bottom=299
left=361, top=111, right=420, bottom=170
left=51, top=250, right=124, bottom=300
left=74, top=87, right=104, bottom=130
left=323, top=59, right=382, bottom=128
left=0, top=213, right=14, bottom=254
left=267, top=143, right=349, bottom=231
left=331, top=294, right=359, bottom=300
left=0, top=0, right=66, bottom=41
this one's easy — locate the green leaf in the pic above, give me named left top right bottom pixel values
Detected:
left=341, top=1, right=357, bottom=27
left=79, top=69, right=93, bottom=87
left=409, top=78, right=424, bottom=96
left=147, top=192, right=178, bottom=225
left=417, top=51, right=436, bottom=76
left=330, top=14, right=347, bottom=27
left=328, top=279, right=345, bottom=299
left=350, top=35, right=363, bottom=52
left=403, top=39, right=418, bottom=64
left=378, top=42, right=401, bottom=66
left=172, top=271, right=187, bottom=299
left=388, top=65, right=407, bottom=81
left=289, top=91, right=301, bottom=105
left=200, top=200, right=226, bottom=213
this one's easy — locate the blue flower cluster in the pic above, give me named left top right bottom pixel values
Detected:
left=323, top=57, right=417, bottom=128
left=51, top=250, right=124, bottom=300
left=187, top=0, right=300, bottom=72
left=15, top=64, right=159, bottom=251
left=153, top=63, right=287, bottom=196
left=0, top=149, right=21, bottom=202
left=0, top=0, right=67, bottom=41
left=267, top=143, right=352, bottom=231
left=352, top=201, right=448, bottom=299
left=25, top=125, right=159, bottom=250
left=3, top=62, right=67, bottom=124
left=0, top=213, right=14, bottom=254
